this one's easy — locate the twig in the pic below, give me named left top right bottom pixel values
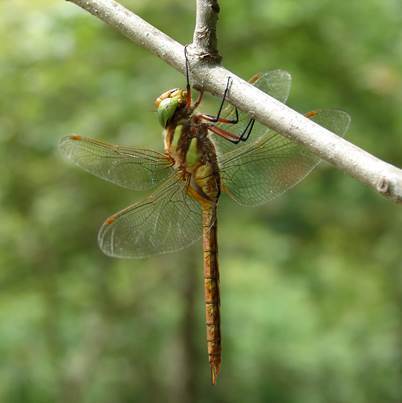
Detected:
left=192, top=0, right=221, bottom=62
left=66, top=0, right=402, bottom=203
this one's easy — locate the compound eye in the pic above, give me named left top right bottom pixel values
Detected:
left=157, top=97, right=179, bottom=128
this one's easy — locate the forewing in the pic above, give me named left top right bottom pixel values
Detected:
left=220, top=109, right=351, bottom=206
left=59, top=135, right=173, bottom=191
left=213, top=70, right=292, bottom=154
left=98, top=174, right=203, bottom=258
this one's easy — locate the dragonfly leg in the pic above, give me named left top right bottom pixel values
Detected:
left=184, top=45, right=192, bottom=108
left=201, top=112, right=239, bottom=125
left=193, top=88, right=204, bottom=110
left=202, top=77, right=239, bottom=124
left=208, top=116, right=255, bottom=144
left=208, top=125, right=242, bottom=144
left=239, top=118, right=255, bottom=141
left=185, top=45, right=206, bottom=112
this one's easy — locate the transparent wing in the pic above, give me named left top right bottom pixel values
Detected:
left=220, top=110, right=351, bottom=206
left=213, top=70, right=292, bottom=155
left=59, top=135, right=173, bottom=191
left=98, top=174, right=203, bottom=258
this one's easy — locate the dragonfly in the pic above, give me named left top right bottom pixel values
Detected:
left=59, top=51, right=351, bottom=384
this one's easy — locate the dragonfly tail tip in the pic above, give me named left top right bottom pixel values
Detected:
left=210, top=362, right=221, bottom=385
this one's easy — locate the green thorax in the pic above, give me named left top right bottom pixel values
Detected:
left=172, top=127, right=201, bottom=169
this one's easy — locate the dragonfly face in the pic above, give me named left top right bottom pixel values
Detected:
left=155, top=88, right=187, bottom=128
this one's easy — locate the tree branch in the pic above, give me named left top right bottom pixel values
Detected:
left=66, top=0, right=402, bottom=204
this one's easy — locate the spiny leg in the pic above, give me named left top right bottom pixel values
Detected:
left=208, top=117, right=255, bottom=144
left=201, top=77, right=239, bottom=125
left=193, top=88, right=204, bottom=110
left=239, top=117, right=255, bottom=142
left=184, top=45, right=192, bottom=109
left=184, top=45, right=205, bottom=112
left=208, top=125, right=241, bottom=143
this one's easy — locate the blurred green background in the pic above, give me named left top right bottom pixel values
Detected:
left=1, top=0, right=401, bottom=402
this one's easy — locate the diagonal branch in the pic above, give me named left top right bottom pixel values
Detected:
left=66, top=0, right=402, bottom=204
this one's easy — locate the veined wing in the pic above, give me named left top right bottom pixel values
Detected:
left=219, top=110, right=351, bottom=206
left=213, top=70, right=292, bottom=155
left=59, top=135, right=173, bottom=191
left=98, top=173, right=203, bottom=258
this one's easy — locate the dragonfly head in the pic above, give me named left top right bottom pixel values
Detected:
left=155, top=88, right=187, bottom=128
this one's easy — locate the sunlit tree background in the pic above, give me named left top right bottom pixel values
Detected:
left=1, top=0, right=401, bottom=402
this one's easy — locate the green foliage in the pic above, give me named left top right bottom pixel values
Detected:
left=0, top=0, right=401, bottom=402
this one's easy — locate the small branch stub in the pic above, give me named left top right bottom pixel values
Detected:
left=377, top=177, right=390, bottom=195
left=193, top=0, right=221, bottom=63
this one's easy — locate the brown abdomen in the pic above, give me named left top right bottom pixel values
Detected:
left=203, top=204, right=221, bottom=384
